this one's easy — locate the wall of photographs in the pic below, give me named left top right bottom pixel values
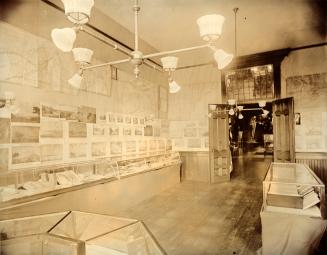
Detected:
left=170, top=120, right=209, bottom=152
left=0, top=101, right=172, bottom=171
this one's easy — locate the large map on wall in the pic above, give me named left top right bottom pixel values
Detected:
left=286, top=73, right=327, bottom=152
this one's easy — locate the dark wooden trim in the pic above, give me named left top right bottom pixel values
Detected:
left=273, top=62, right=281, bottom=98
left=223, top=48, right=290, bottom=71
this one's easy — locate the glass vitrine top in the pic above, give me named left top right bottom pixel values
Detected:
left=264, top=162, right=324, bottom=186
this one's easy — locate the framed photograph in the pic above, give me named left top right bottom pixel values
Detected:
left=116, top=115, right=124, bottom=124
left=0, top=118, right=10, bottom=144
left=69, top=122, right=87, bottom=138
left=107, top=113, right=116, bottom=123
left=133, top=117, right=139, bottom=125
left=69, top=143, right=87, bottom=158
left=41, top=144, right=63, bottom=162
left=295, top=113, right=301, bottom=125
left=40, top=121, right=63, bottom=138
left=123, top=127, right=132, bottom=136
left=92, top=142, right=107, bottom=157
left=134, top=127, right=143, bottom=136
left=138, top=140, right=147, bottom=152
left=41, top=104, right=60, bottom=119
left=109, top=126, right=120, bottom=136
left=125, top=141, right=136, bottom=153
left=12, top=145, right=40, bottom=164
left=110, top=141, right=122, bottom=155
left=12, top=102, right=40, bottom=123
left=124, top=115, right=131, bottom=124
left=0, top=147, right=9, bottom=172
left=12, top=126, right=39, bottom=143
left=93, top=124, right=106, bottom=136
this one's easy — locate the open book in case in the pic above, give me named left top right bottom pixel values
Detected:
left=0, top=211, right=166, bottom=255
left=0, top=152, right=181, bottom=207
left=262, top=162, right=325, bottom=218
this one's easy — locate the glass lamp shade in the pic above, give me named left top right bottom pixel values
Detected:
left=61, top=0, right=94, bottom=24
left=227, top=99, right=236, bottom=105
left=51, top=28, right=76, bottom=52
left=72, top=48, right=93, bottom=65
left=228, top=108, right=235, bottom=116
left=197, top=14, right=225, bottom=42
left=214, top=49, right=233, bottom=69
left=238, top=113, right=244, bottom=119
left=68, top=73, right=83, bottom=88
left=169, top=80, right=181, bottom=94
left=262, top=109, right=269, bottom=115
left=161, top=56, right=178, bottom=71
left=209, top=105, right=217, bottom=110
left=237, top=105, right=244, bottom=111
left=258, top=100, right=266, bottom=107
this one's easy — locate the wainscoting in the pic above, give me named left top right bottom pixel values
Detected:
left=296, top=152, right=327, bottom=185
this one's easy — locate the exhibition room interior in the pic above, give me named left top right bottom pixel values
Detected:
left=0, top=0, right=326, bottom=254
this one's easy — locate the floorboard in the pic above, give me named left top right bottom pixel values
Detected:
left=117, top=156, right=272, bottom=255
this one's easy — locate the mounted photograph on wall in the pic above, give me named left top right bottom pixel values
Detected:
left=110, top=141, right=122, bottom=155
left=12, top=126, right=39, bottom=143
left=0, top=118, right=10, bottom=144
left=12, top=145, right=40, bottom=164
left=77, top=106, right=96, bottom=123
left=69, top=143, right=87, bottom=158
left=69, top=122, right=87, bottom=138
left=40, top=144, right=63, bottom=162
left=295, top=113, right=301, bottom=125
left=93, top=124, right=106, bottom=136
left=92, top=142, right=107, bottom=157
left=41, top=104, right=60, bottom=119
left=109, top=126, right=120, bottom=136
left=40, top=121, right=63, bottom=138
left=107, top=113, right=116, bottom=123
left=0, top=148, right=9, bottom=172
left=11, top=103, right=40, bottom=123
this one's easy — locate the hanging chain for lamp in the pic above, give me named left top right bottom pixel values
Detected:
left=233, top=7, right=239, bottom=57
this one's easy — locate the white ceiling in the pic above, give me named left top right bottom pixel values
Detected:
left=95, top=0, right=326, bottom=67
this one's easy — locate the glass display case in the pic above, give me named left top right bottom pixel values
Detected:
left=262, top=162, right=325, bottom=218
left=0, top=211, right=166, bottom=255
left=0, top=159, right=119, bottom=205
left=117, top=152, right=182, bottom=177
left=0, top=152, right=180, bottom=208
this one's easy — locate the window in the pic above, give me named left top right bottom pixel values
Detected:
left=225, top=64, right=274, bottom=102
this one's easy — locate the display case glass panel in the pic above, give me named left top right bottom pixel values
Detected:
left=86, top=221, right=165, bottom=255
left=0, top=211, right=166, bottom=255
left=263, top=162, right=325, bottom=218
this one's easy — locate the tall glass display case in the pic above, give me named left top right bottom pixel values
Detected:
left=0, top=211, right=166, bottom=255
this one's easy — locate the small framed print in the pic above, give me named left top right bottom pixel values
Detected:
left=295, top=113, right=301, bottom=125
left=133, top=117, right=139, bottom=125
left=111, top=66, right=118, bottom=80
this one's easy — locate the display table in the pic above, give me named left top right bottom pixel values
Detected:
left=261, top=163, right=326, bottom=255
left=0, top=211, right=166, bottom=255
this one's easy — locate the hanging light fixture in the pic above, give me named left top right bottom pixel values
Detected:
left=72, top=47, right=94, bottom=66
left=161, top=56, right=181, bottom=93
left=258, top=100, right=266, bottom=107
left=68, top=69, right=83, bottom=88
left=51, top=0, right=233, bottom=89
left=197, top=14, right=225, bottom=42
left=51, top=27, right=77, bottom=52
left=168, top=80, right=181, bottom=94
left=61, top=0, right=95, bottom=25
left=214, top=49, right=234, bottom=70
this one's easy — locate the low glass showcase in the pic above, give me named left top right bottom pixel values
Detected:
left=0, top=152, right=181, bottom=207
left=262, top=162, right=325, bottom=218
left=116, top=152, right=182, bottom=177
left=0, top=159, right=119, bottom=206
left=0, top=211, right=166, bottom=255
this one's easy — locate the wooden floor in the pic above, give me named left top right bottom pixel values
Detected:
left=117, top=156, right=272, bottom=255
